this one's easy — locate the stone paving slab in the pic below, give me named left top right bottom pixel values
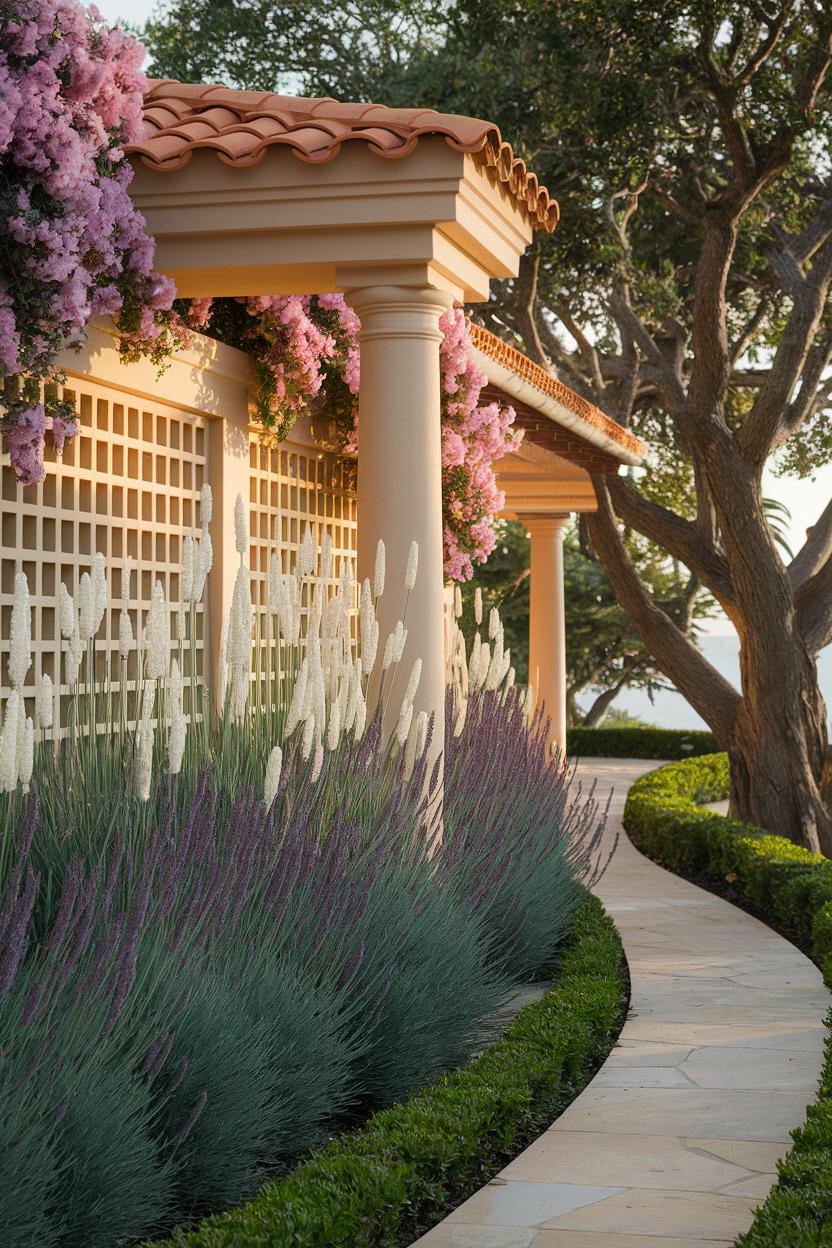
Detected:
left=411, top=759, right=829, bottom=1247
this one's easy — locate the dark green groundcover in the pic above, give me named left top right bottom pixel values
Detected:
left=144, top=893, right=625, bottom=1248
left=624, top=754, right=832, bottom=1247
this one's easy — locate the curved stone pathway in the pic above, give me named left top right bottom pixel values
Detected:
left=412, top=758, right=830, bottom=1248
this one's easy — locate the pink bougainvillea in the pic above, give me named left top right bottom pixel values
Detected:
left=0, top=0, right=181, bottom=485
left=302, top=301, right=520, bottom=581
left=181, top=295, right=518, bottom=581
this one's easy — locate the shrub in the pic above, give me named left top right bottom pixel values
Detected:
left=144, top=892, right=625, bottom=1248
left=623, top=754, right=832, bottom=1248
left=568, top=725, right=718, bottom=759
left=442, top=688, right=603, bottom=980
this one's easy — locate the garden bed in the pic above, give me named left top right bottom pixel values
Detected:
left=144, top=891, right=626, bottom=1248
left=624, top=755, right=832, bottom=1247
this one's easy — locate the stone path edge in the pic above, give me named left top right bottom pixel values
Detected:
left=410, top=758, right=830, bottom=1248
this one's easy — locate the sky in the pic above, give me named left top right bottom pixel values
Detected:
left=103, top=0, right=832, bottom=636
left=102, top=0, right=156, bottom=24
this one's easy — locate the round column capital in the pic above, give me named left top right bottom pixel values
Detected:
left=520, top=513, right=571, bottom=539
left=344, top=285, right=455, bottom=343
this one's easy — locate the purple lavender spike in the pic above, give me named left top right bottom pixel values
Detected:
left=169, top=1090, right=208, bottom=1156
left=0, top=866, right=39, bottom=997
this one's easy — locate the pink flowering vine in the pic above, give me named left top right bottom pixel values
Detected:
left=180, top=297, right=518, bottom=580
left=0, top=0, right=182, bottom=485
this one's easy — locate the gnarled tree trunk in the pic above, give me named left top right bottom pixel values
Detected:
left=728, top=627, right=830, bottom=852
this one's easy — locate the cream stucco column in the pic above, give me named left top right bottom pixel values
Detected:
left=346, top=285, right=454, bottom=769
left=525, top=514, right=570, bottom=759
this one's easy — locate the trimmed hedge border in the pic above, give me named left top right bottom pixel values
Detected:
left=567, top=726, right=718, bottom=760
left=624, top=754, right=832, bottom=1248
left=146, top=892, right=626, bottom=1248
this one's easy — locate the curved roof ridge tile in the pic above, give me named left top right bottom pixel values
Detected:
left=131, top=79, right=559, bottom=231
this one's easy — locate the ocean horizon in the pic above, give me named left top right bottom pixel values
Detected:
left=599, top=633, right=832, bottom=733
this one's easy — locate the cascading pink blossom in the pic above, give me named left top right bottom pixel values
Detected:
left=1, top=0, right=177, bottom=485
left=313, top=301, right=520, bottom=580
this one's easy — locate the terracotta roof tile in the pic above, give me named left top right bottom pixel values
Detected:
left=129, top=80, right=559, bottom=232
left=468, top=321, right=646, bottom=462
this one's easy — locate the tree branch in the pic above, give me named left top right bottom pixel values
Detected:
left=790, top=495, right=832, bottom=588
left=587, top=478, right=741, bottom=744
left=796, top=552, right=832, bottom=652
left=739, top=233, right=832, bottom=470
left=513, top=239, right=553, bottom=370
left=605, top=473, right=735, bottom=607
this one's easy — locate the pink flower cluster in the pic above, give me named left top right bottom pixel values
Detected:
left=330, top=303, right=520, bottom=581
left=437, top=308, right=521, bottom=581
left=183, top=294, right=359, bottom=442
left=0, top=0, right=175, bottom=484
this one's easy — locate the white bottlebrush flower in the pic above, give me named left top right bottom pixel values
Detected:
left=36, top=673, right=53, bottom=730
left=392, top=620, right=407, bottom=664
left=301, top=711, right=315, bottom=760
left=488, top=607, right=500, bottom=641
left=353, top=690, right=367, bottom=740
left=320, top=530, right=332, bottom=584
left=78, top=572, right=95, bottom=643
left=192, top=531, right=213, bottom=604
left=454, top=697, right=468, bottom=738
left=65, top=622, right=82, bottom=685
left=118, top=608, right=134, bottom=661
left=404, top=658, right=422, bottom=706
left=454, top=585, right=462, bottom=618
left=268, top=554, right=280, bottom=616
left=344, top=658, right=361, bottom=732
left=181, top=536, right=194, bottom=604
left=297, top=524, right=315, bottom=578
left=284, top=658, right=309, bottom=738
left=135, top=691, right=154, bottom=802
left=311, top=738, right=324, bottom=783
left=145, top=580, right=170, bottom=680
left=405, top=540, right=419, bottom=592
left=92, top=553, right=107, bottom=634
left=382, top=632, right=395, bottom=672
left=264, top=745, right=283, bottom=808
left=200, top=481, right=213, bottom=526
left=120, top=559, right=132, bottom=607
left=327, top=698, right=341, bottom=751
left=8, top=571, right=32, bottom=691
left=362, top=618, right=379, bottom=676
left=474, top=587, right=483, bottom=626
left=0, top=691, right=20, bottom=792
left=228, top=563, right=252, bottom=720
left=167, top=659, right=187, bottom=775
left=477, top=641, right=491, bottom=689
left=59, top=583, right=75, bottom=640
left=373, top=539, right=385, bottom=598
left=18, top=717, right=34, bottom=789
left=396, top=697, right=414, bottom=748
left=504, top=667, right=516, bottom=696
left=470, top=632, right=481, bottom=684
left=234, top=493, right=248, bottom=558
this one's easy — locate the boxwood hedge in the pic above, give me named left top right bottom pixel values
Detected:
left=144, top=892, right=625, bottom=1248
left=567, top=726, right=718, bottom=760
left=624, top=754, right=832, bottom=1247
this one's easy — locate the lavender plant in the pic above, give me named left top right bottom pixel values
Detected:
left=0, top=502, right=605, bottom=1247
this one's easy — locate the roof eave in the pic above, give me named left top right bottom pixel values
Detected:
left=470, top=345, right=646, bottom=467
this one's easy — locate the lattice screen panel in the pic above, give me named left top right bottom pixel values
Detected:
left=248, top=434, right=358, bottom=658
left=0, top=378, right=209, bottom=731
